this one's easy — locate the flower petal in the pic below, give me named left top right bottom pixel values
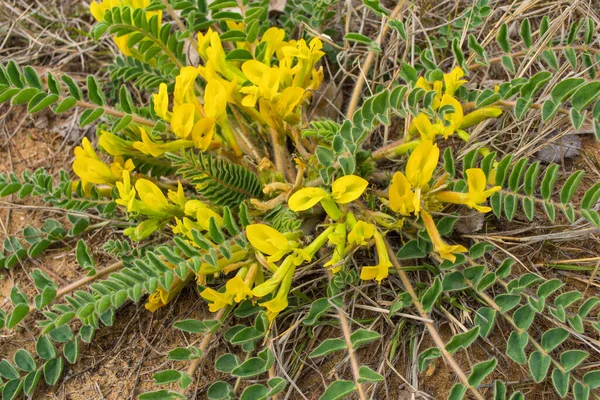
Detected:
left=288, top=187, right=328, bottom=211
left=331, top=175, right=368, bottom=204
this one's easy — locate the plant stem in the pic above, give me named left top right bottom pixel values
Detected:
left=182, top=307, right=229, bottom=394
left=28, top=260, right=124, bottom=313
left=345, top=1, right=406, bottom=118
left=383, top=238, right=486, bottom=400
left=326, top=269, right=367, bottom=400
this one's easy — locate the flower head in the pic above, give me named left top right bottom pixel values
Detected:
left=421, top=209, right=467, bottom=262
left=246, top=224, right=292, bottom=262
left=359, top=230, right=392, bottom=283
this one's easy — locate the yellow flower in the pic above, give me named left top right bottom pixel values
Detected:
left=347, top=221, right=375, bottom=246
left=415, top=77, right=443, bottom=109
left=406, top=141, right=439, bottom=189
left=190, top=117, right=216, bottom=151
left=153, top=83, right=171, bottom=121
left=439, top=94, right=463, bottom=139
left=288, top=187, right=328, bottom=211
left=288, top=175, right=367, bottom=220
left=225, top=276, right=253, bottom=303
left=435, top=168, right=501, bottom=213
left=133, top=128, right=193, bottom=157
left=172, top=217, right=203, bottom=240
left=124, top=218, right=161, bottom=241
left=421, top=209, right=467, bottom=262
left=127, top=178, right=183, bottom=218
left=324, top=223, right=346, bottom=273
left=73, top=138, right=131, bottom=187
left=145, top=266, right=190, bottom=312
left=411, top=113, right=439, bottom=141
left=359, top=230, right=392, bottom=283
left=184, top=200, right=223, bottom=230
left=331, top=175, right=369, bottom=204
left=116, top=170, right=136, bottom=211
left=200, top=287, right=233, bottom=312
left=246, top=224, right=292, bottom=262
left=460, top=106, right=503, bottom=129
left=261, top=27, right=286, bottom=65
left=98, top=130, right=138, bottom=156
left=174, top=66, right=199, bottom=106
left=443, top=67, right=467, bottom=97
left=261, top=264, right=294, bottom=321
left=240, top=61, right=281, bottom=107
left=171, top=103, right=196, bottom=139
left=388, top=171, right=415, bottom=215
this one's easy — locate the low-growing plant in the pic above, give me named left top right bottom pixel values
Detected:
left=1, top=0, right=600, bottom=399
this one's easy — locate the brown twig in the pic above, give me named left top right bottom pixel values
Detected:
left=28, top=260, right=124, bottom=313
left=345, top=1, right=406, bottom=119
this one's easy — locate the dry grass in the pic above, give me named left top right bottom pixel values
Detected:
left=1, top=0, right=600, bottom=399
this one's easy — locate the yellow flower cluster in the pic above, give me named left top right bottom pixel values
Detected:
left=388, top=139, right=500, bottom=263
left=148, top=27, right=324, bottom=157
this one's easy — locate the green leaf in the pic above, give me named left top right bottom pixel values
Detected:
left=76, top=239, right=95, bottom=274
left=23, top=370, right=41, bottom=396
left=240, top=384, right=268, bottom=400
left=86, top=75, right=105, bottom=105
left=583, top=370, right=600, bottom=388
left=64, top=340, right=79, bottom=364
left=573, top=382, right=590, bottom=400
left=0, top=360, right=19, bottom=380
left=468, top=358, right=497, bottom=387
left=418, top=347, right=441, bottom=372
left=358, top=365, right=384, bottom=383
left=350, top=329, right=381, bottom=348
left=79, top=107, right=105, bottom=127
left=506, top=331, right=528, bottom=364
left=494, top=294, right=521, bottom=312
left=442, top=271, right=468, bottom=291
left=320, top=380, right=356, bottom=400
left=421, top=277, right=442, bottom=313
left=54, top=96, right=77, bottom=113
left=139, top=390, right=186, bottom=400
left=537, top=279, right=563, bottom=298
left=304, top=298, right=332, bottom=326
left=445, top=326, right=480, bottom=354
left=551, top=78, right=585, bottom=104
left=513, top=305, right=535, bottom=330
left=174, top=319, right=220, bottom=334
left=494, top=380, right=507, bottom=400
left=529, top=351, right=551, bottom=382
left=520, top=19, right=532, bottom=48
left=7, top=303, right=29, bottom=329
left=309, top=338, right=346, bottom=358
left=474, top=307, right=496, bottom=338
left=215, top=353, right=240, bottom=372
left=36, top=335, right=56, bottom=360
left=207, top=381, right=233, bottom=400
left=153, top=370, right=182, bottom=385
left=551, top=368, right=570, bottom=398
left=572, top=82, right=600, bottom=112
left=448, top=383, right=466, bottom=400
left=43, top=357, right=63, bottom=385
left=560, top=350, right=588, bottom=372
left=541, top=328, right=569, bottom=352
left=497, top=23, right=510, bottom=52
left=2, top=380, right=22, bottom=400
left=14, top=349, right=36, bottom=372
left=399, top=62, right=418, bottom=84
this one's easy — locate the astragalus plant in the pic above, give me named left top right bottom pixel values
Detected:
left=1, top=0, right=600, bottom=399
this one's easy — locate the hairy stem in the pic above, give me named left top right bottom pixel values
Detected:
left=345, top=1, right=406, bottom=118
left=327, top=270, right=367, bottom=400
left=28, top=261, right=124, bottom=313
left=384, top=238, right=486, bottom=400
